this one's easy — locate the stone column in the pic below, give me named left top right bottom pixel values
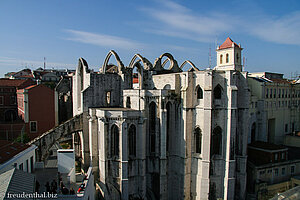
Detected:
left=88, top=109, right=99, bottom=178
left=98, top=115, right=107, bottom=184
left=121, top=120, right=129, bottom=200
left=160, top=99, right=167, bottom=200
left=138, top=116, right=147, bottom=198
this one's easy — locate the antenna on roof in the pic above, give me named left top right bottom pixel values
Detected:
left=209, top=45, right=212, bottom=69
left=44, top=57, right=46, bottom=70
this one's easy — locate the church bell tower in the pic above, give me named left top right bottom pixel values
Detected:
left=215, top=37, right=243, bottom=71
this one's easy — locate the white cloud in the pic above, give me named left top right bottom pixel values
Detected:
left=64, top=29, right=144, bottom=50
left=246, top=12, right=300, bottom=45
left=140, top=0, right=239, bottom=43
left=140, top=0, right=300, bottom=46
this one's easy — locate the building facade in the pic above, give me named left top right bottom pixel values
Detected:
left=72, top=38, right=250, bottom=200
left=248, top=72, right=300, bottom=144
left=0, top=79, right=35, bottom=140
left=17, top=84, right=56, bottom=139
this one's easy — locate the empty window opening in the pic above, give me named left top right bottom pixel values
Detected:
left=211, top=126, right=222, bottom=156
left=128, top=124, right=136, bottom=157
left=126, top=96, right=131, bottom=108
left=194, top=127, right=202, bottom=154
left=111, top=125, right=119, bottom=157
left=149, top=102, right=157, bottom=153
left=196, top=86, right=203, bottom=99
left=214, top=85, right=222, bottom=99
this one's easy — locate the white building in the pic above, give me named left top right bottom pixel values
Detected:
left=0, top=140, right=36, bottom=174
left=248, top=72, right=300, bottom=144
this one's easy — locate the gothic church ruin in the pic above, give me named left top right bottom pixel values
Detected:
left=72, top=38, right=249, bottom=200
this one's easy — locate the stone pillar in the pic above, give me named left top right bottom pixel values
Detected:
left=98, top=115, right=107, bottom=184
left=121, top=121, right=129, bottom=200
left=88, top=109, right=99, bottom=177
left=160, top=101, right=167, bottom=200
left=138, top=116, right=147, bottom=198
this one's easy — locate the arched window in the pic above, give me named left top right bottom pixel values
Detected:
left=128, top=124, right=136, bottom=157
left=111, top=125, right=119, bottom=157
left=196, top=86, right=203, bottom=99
left=149, top=102, right=157, bottom=153
left=220, top=54, right=223, bottom=64
left=166, top=102, right=172, bottom=153
left=194, top=127, right=202, bottom=153
left=236, top=53, right=239, bottom=63
left=214, top=85, right=222, bottom=99
left=226, top=53, right=229, bottom=63
left=211, top=126, right=222, bottom=156
left=126, top=96, right=131, bottom=108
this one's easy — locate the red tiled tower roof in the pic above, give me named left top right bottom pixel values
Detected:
left=218, top=37, right=240, bottom=50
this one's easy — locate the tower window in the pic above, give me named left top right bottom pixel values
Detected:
left=194, top=127, right=202, bottom=154
left=220, top=54, right=223, bottom=64
left=196, top=85, right=203, bottom=99
left=214, top=85, right=222, bottom=99
left=226, top=53, right=229, bottom=63
left=236, top=53, right=239, bottom=63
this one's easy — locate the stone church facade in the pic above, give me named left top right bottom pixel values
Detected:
left=72, top=38, right=250, bottom=200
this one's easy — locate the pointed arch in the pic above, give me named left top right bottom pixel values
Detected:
left=194, top=127, right=202, bottom=153
left=128, top=124, right=136, bottom=157
left=128, top=54, right=150, bottom=89
left=211, top=126, right=222, bottom=156
left=149, top=101, right=157, bottom=153
left=166, top=102, right=172, bottom=153
left=214, top=84, right=223, bottom=99
left=76, top=58, right=89, bottom=110
left=102, top=50, right=124, bottom=74
left=180, top=60, right=200, bottom=71
left=195, top=85, right=203, bottom=99
left=128, top=53, right=153, bottom=70
left=111, top=124, right=119, bottom=157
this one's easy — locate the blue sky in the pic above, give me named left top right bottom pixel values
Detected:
left=1, top=0, right=300, bottom=78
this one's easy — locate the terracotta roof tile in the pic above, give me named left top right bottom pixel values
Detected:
left=0, top=79, right=32, bottom=88
left=219, top=37, right=240, bottom=50
left=0, top=140, right=31, bottom=164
